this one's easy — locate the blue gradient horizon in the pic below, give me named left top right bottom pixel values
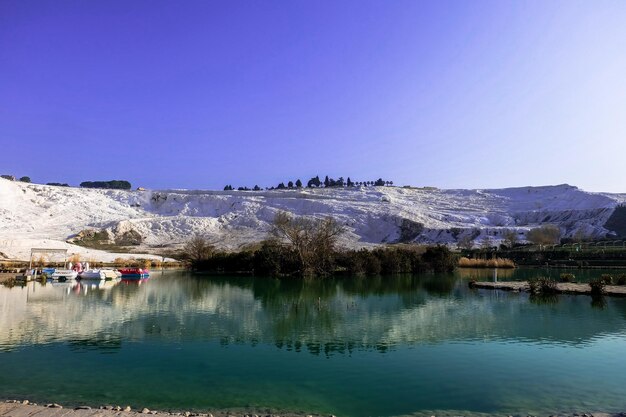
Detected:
left=2, top=0, right=626, bottom=192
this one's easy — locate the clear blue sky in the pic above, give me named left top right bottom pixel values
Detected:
left=2, top=0, right=626, bottom=192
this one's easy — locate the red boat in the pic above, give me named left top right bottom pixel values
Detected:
left=118, top=267, right=150, bottom=278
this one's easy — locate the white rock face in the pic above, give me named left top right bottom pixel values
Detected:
left=1, top=178, right=625, bottom=260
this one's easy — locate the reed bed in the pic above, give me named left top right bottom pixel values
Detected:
left=458, top=257, right=515, bottom=268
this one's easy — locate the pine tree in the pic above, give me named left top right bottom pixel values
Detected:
left=324, top=175, right=330, bottom=187
left=307, top=176, right=321, bottom=188
left=253, top=185, right=261, bottom=191
left=295, top=179, right=302, bottom=188
left=347, top=177, right=353, bottom=187
left=288, top=181, right=294, bottom=188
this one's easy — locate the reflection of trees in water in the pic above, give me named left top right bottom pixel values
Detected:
left=591, top=295, right=607, bottom=310
left=529, top=293, right=559, bottom=306
left=67, top=335, right=122, bottom=353
left=4, top=272, right=626, bottom=355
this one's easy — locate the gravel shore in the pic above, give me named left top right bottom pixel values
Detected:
left=3, top=400, right=626, bottom=417
left=0, top=400, right=325, bottom=417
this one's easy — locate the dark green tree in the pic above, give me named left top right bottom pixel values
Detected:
left=347, top=177, right=353, bottom=187
left=307, top=176, right=321, bottom=188
left=19, top=176, right=31, bottom=183
left=295, top=179, right=303, bottom=188
left=288, top=181, right=294, bottom=188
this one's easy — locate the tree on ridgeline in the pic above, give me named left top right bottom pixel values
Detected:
left=253, top=185, right=261, bottom=191
left=80, top=180, right=131, bottom=190
left=19, top=176, right=31, bottom=183
left=288, top=181, right=294, bottom=188
left=295, top=179, right=302, bottom=188
left=223, top=185, right=233, bottom=191
left=347, top=177, right=353, bottom=187
left=324, top=176, right=330, bottom=187
left=374, top=178, right=385, bottom=186
left=307, top=176, right=321, bottom=188
left=277, top=182, right=286, bottom=189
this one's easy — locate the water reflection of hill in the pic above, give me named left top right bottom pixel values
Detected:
left=2, top=272, right=626, bottom=354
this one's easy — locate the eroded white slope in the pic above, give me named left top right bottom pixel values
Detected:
left=1, top=178, right=624, bottom=260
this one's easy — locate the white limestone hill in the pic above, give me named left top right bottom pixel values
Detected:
left=1, top=178, right=625, bottom=261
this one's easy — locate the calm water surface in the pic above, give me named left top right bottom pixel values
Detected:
left=1, top=270, right=626, bottom=417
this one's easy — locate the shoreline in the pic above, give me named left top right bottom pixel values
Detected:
left=470, top=281, right=626, bottom=296
left=0, top=400, right=324, bottom=417
left=2, top=401, right=626, bottom=417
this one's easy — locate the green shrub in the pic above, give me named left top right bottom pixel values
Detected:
left=616, top=274, right=626, bottom=285
left=559, top=273, right=576, bottom=283
left=600, top=274, right=613, bottom=285
left=528, top=277, right=558, bottom=295
left=589, top=278, right=606, bottom=295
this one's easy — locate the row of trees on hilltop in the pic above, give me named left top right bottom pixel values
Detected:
left=2, top=175, right=133, bottom=190
left=80, top=180, right=132, bottom=190
left=224, top=175, right=393, bottom=191
left=1, top=174, right=31, bottom=182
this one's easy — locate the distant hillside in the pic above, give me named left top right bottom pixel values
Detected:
left=1, top=178, right=625, bottom=260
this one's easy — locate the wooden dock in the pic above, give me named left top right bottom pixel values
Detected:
left=471, top=281, right=626, bottom=296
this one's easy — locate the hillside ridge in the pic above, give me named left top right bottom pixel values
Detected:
left=1, top=179, right=625, bottom=261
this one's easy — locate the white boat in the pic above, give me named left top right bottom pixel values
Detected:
left=79, top=269, right=106, bottom=280
left=50, top=269, right=78, bottom=280
left=102, top=269, right=122, bottom=279
left=79, top=269, right=122, bottom=280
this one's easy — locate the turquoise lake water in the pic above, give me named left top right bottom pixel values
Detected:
left=1, top=270, right=626, bottom=416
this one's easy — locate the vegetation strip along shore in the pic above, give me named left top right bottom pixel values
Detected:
left=470, top=281, right=626, bottom=296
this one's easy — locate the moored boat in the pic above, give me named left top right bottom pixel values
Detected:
left=79, top=269, right=106, bottom=280
left=118, top=267, right=149, bottom=278
left=102, top=269, right=122, bottom=279
left=50, top=269, right=78, bottom=280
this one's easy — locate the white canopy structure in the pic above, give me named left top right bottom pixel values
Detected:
left=28, top=248, right=68, bottom=270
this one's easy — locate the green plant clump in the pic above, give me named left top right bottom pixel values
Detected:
left=559, top=273, right=576, bottom=283
left=589, top=278, right=606, bottom=295
left=600, top=274, right=613, bottom=285
left=528, top=277, right=558, bottom=295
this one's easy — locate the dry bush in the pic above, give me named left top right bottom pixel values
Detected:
left=113, top=257, right=131, bottom=267
left=458, top=257, right=515, bottom=268
left=271, top=211, right=345, bottom=275
left=69, top=254, right=81, bottom=264
left=526, top=225, right=561, bottom=245
left=35, top=255, right=47, bottom=267
left=528, top=277, right=558, bottom=295
left=589, top=278, right=606, bottom=295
